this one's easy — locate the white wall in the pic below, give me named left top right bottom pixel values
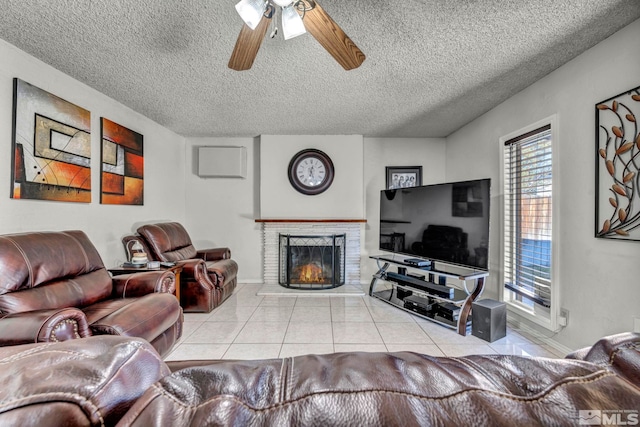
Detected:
left=184, top=137, right=262, bottom=283
left=445, top=19, right=640, bottom=349
left=0, top=39, right=186, bottom=268
left=361, top=138, right=447, bottom=280
left=260, top=135, right=365, bottom=219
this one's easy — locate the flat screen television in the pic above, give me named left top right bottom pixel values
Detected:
left=379, top=178, right=490, bottom=270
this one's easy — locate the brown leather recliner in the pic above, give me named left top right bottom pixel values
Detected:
left=123, top=222, right=238, bottom=312
left=0, top=230, right=183, bottom=357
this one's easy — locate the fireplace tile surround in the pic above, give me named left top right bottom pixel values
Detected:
left=257, top=219, right=365, bottom=286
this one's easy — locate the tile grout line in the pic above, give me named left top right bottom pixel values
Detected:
left=278, top=297, right=296, bottom=358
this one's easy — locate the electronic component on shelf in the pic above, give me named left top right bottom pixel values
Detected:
left=434, top=302, right=460, bottom=322
left=403, top=295, right=435, bottom=317
left=396, top=287, right=413, bottom=300
left=403, top=258, right=431, bottom=267
left=386, top=272, right=454, bottom=299
left=434, top=315, right=457, bottom=327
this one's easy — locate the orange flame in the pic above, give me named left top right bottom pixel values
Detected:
left=297, top=263, right=324, bottom=283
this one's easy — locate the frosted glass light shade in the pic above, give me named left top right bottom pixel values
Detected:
left=235, top=0, right=267, bottom=30
left=282, top=5, right=306, bottom=40
left=272, top=0, right=293, bottom=6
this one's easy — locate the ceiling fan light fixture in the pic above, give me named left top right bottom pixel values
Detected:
left=271, top=0, right=294, bottom=6
left=281, top=4, right=306, bottom=40
left=235, top=0, right=268, bottom=30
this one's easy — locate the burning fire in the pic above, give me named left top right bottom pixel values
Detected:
left=296, top=263, right=325, bottom=283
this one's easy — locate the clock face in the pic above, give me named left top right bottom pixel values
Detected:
left=296, top=157, right=326, bottom=187
left=288, top=149, right=335, bottom=195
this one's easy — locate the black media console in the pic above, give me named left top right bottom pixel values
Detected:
left=369, top=255, right=488, bottom=336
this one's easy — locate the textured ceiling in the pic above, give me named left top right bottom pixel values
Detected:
left=1, top=0, right=639, bottom=138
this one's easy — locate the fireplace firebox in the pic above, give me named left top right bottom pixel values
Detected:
left=279, top=234, right=346, bottom=289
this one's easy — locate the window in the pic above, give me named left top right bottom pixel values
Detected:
left=501, top=117, right=559, bottom=330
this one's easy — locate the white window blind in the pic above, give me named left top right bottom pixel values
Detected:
left=503, top=125, right=552, bottom=307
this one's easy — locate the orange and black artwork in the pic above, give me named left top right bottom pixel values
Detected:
left=100, top=117, right=143, bottom=205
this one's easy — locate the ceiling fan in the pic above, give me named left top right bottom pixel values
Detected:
left=229, top=0, right=365, bottom=71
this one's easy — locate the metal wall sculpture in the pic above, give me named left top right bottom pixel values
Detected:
left=595, top=85, right=640, bottom=240
left=11, top=79, right=91, bottom=202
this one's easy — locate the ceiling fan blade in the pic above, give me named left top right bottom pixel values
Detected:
left=303, top=2, right=365, bottom=70
left=228, top=15, right=272, bottom=71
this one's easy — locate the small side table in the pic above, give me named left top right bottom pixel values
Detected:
left=109, top=265, right=183, bottom=303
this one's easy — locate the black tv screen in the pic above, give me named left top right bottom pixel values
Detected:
left=379, top=178, right=491, bottom=270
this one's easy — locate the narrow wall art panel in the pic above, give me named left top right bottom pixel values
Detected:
left=595, top=85, right=640, bottom=240
left=10, top=78, right=91, bottom=202
left=100, top=118, right=144, bottom=205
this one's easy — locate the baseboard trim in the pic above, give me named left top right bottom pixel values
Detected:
left=239, top=279, right=264, bottom=284
left=507, top=315, right=573, bottom=356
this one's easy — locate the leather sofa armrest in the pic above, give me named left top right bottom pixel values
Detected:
left=0, top=308, right=91, bottom=345
left=205, top=258, right=238, bottom=284
left=175, top=259, right=216, bottom=288
left=197, top=247, right=231, bottom=261
left=112, top=270, right=176, bottom=298
left=565, top=332, right=640, bottom=387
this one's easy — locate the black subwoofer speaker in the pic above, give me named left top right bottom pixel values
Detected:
left=472, top=299, right=506, bottom=342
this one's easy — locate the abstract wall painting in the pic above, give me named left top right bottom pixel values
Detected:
left=595, top=85, right=640, bottom=241
left=11, top=78, right=91, bottom=202
left=100, top=118, right=144, bottom=205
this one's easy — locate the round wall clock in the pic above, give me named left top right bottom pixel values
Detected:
left=288, top=149, right=335, bottom=195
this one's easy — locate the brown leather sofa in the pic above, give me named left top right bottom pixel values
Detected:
left=0, top=332, right=638, bottom=426
left=0, top=230, right=183, bottom=357
left=123, top=222, right=238, bottom=312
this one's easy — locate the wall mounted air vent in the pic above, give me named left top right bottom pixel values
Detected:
left=198, top=146, right=247, bottom=178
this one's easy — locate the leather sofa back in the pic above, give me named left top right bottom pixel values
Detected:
left=0, top=270, right=112, bottom=314
left=137, top=223, right=198, bottom=261
left=118, top=339, right=640, bottom=426
left=0, top=231, right=112, bottom=314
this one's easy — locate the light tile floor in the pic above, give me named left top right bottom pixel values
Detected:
left=165, top=283, right=567, bottom=361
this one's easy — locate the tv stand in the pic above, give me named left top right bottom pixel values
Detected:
left=369, top=255, right=488, bottom=336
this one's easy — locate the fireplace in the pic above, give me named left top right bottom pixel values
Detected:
left=279, top=234, right=346, bottom=289
left=258, top=219, right=363, bottom=286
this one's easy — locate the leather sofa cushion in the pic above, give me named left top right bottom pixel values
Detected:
left=0, top=230, right=105, bottom=293
left=137, top=223, right=198, bottom=261
left=119, top=350, right=640, bottom=426
left=0, top=336, right=169, bottom=427
left=0, top=269, right=112, bottom=314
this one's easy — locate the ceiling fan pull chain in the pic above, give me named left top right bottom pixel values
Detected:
left=270, top=7, right=279, bottom=38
